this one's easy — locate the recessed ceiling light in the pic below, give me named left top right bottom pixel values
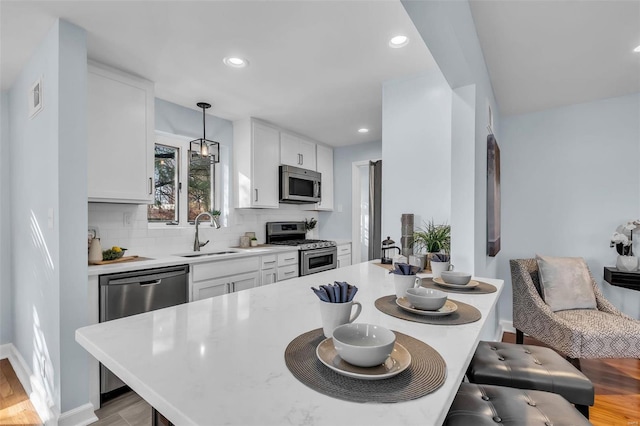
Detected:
left=634, top=45, right=640, bottom=53
left=358, top=128, right=369, bottom=133
left=389, top=35, right=409, bottom=48
left=223, top=57, right=249, bottom=68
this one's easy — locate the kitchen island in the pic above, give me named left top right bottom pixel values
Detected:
left=76, top=261, right=503, bottom=426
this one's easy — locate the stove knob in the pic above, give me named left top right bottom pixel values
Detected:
left=312, top=243, right=318, bottom=249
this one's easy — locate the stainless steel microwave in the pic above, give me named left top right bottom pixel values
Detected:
left=279, top=165, right=321, bottom=204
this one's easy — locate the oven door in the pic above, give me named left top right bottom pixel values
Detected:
left=300, top=246, right=337, bottom=276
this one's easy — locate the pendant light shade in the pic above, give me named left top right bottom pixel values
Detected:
left=190, top=102, right=220, bottom=163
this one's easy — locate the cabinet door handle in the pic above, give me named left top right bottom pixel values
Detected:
left=285, top=271, right=295, bottom=275
left=149, top=177, right=153, bottom=195
left=301, top=154, right=304, bottom=165
left=285, top=257, right=296, bottom=261
left=255, top=189, right=258, bottom=202
left=264, top=261, right=276, bottom=265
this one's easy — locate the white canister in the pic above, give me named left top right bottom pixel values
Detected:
left=88, top=237, right=103, bottom=263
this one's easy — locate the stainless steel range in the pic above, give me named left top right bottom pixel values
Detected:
left=266, top=222, right=337, bottom=276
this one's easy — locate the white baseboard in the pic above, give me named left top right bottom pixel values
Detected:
left=0, top=343, right=96, bottom=426
left=500, top=320, right=516, bottom=335
left=59, top=403, right=98, bottom=426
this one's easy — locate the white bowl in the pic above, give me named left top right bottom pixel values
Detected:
left=405, top=288, right=447, bottom=310
left=332, top=324, right=396, bottom=367
left=440, top=271, right=472, bottom=285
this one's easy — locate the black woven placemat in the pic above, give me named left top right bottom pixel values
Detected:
left=284, top=328, right=446, bottom=403
left=375, top=295, right=482, bottom=325
left=422, top=278, right=497, bottom=294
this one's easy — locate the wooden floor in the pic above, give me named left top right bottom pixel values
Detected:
left=502, top=332, right=640, bottom=426
left=0, top=358, right=42, bottom=426
left=92, top=391, right=151, bottom=426
left=2, top=337, right=640, bottom=425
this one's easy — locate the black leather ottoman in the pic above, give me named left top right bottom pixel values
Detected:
left=444, top=382, right=592, bottom=426
left=467, top=341, right=594, bottom=418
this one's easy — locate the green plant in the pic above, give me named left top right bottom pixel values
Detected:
left=251, top=237, right=257, bottom=241
left=211, top=209, right=221, bottom=216
left=413, top=220, right=450, bottom=254
left=305, top=218, right=317, bottom=231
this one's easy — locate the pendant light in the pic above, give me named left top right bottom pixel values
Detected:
left=190, top=102, right=220, bottom=163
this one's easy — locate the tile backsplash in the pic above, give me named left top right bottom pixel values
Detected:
left=88, top=203, right=318, bottom=257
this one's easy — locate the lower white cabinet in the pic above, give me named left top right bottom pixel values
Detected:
left=193, top=276, right=229, bottom=300
left=230, top=272, right=261, bottom=292
left=261, top=269, right=278, bottom=286
left=190, top=251, right=299, bottom=301
left=261, top=251, right=299, bottom=285
left=278, top=265, right=299, bottom=281
left=191, top=257, right=260, bottom=301
left=337, top=243, right=352, bottom=268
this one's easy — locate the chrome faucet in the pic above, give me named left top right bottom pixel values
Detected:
left=193, top=212, right=221, bottom=251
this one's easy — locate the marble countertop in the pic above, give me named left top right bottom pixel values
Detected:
left=87, top=245, right=299, bottom=276
left=77, top=262, right=503, bottom=426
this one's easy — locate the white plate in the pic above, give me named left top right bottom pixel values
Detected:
left=433, top=277, right=479, bottom=289
left=316, top=339, right=411, bottom=380
left=396, top=297, right=458, bottom=316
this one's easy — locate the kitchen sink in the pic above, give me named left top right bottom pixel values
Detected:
left=179, top=251, right=239, bottom=258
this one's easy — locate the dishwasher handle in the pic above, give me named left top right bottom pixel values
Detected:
left=104, top=268, right=187, bottom=286
left=139, top=279, right=162, bottom=286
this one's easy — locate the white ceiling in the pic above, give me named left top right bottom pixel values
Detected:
left=3, top=1, right=638, bottom=145
left=470, top=0, right=640, bottom=116
left=0, top=0, right=436, bottom=147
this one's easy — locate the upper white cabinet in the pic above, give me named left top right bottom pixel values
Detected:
left=234, top=118, right=280, bottom=208
left=315, top=144, right=334, bottom=211
left=280, top=132, right=316, bottom=170
left=87, top=61, right=154, bottom=204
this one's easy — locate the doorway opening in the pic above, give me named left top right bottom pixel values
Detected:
left=351, top=159, right=382, bottom=263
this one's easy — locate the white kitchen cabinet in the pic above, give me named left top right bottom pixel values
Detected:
left=315, top=144, right=334, bottom=211
left=261, top=269, right=277, bottom=286
left=228, top=272, right=261, bottom=292
left=234, top=118, right=280, bottom=208
left=87, top=61, right=154, bottom=204
left=277, top=251, right=299, bottom=281
left=191, top=256, right=261, bottom=301
left=260, top=254, right=277, bottom=286
left=193, top=277, right=229, bottom=300
left=337, top=243, right=352, bottom=268
left=277, top=264, right=299, bottom=281
left=261, top=251, right=299, bottom=283
left=280, top=132, right=316, bottom=170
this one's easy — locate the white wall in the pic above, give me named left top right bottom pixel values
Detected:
left=403, top=0, right=503, bottom=282
left=8, top=19, right=89, bottom=420
left=9, top=20, right=61, bottom=421
left=89, top=99, right=318, bottom=255
left=381, top=71, right=452, bottom=246
left=57, top=21, right=89, bottom=413
left=318, top=140, right=381, bottom=240
left=0, top=91, right=11, bottom=345
left=500, top=93, right=640, bottom=321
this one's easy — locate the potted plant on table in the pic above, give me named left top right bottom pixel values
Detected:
left=413, top=220, right=451, bottom=271
left=611, top=220, right=640, bottom=271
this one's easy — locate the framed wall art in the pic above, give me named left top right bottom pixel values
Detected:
left=487, top=133, right=501, bottom=257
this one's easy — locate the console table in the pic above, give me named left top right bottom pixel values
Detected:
left=603, top=267, right=640, bottom=291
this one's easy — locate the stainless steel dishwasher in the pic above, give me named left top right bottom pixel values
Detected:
left=99, top=264, right=189, bottom=401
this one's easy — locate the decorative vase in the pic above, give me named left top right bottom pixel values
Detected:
left=616, top=255, right=638, bottom=272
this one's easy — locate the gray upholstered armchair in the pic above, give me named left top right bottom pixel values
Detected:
left=510, top=258, right=640, bottom=362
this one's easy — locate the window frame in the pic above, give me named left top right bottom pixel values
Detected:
left=149, top=131, right=219, bottom=228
